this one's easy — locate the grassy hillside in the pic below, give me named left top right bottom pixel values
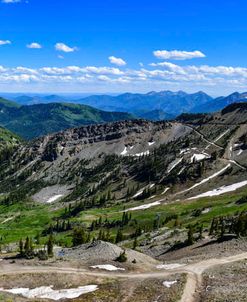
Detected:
left=0, top=100, right=133, bottom=140
left=0, top=126, right=20, bottom=150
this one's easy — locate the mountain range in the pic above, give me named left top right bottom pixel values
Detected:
left=0, top=90, right=247, bottom=140
left=10, top=90, right=247, bottom=119
left=0, top=98, right=133, bottom=140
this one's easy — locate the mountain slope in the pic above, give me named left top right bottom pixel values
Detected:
left=14, top=94, right=67, bottom=105
left=1, top=103, right=247, bottom=204
left=191, top=92, right=247, bottom=113
left=0, top=126, right=20, bottom=151
left=0, top=101, right=133, bottom=140
left=138, top=109, right=175, bottom=121
left=77, top=91, right=213, bottom=116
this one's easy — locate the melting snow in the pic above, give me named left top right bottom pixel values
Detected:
left=133, top=190, right=144, bottom=198
left=191, top=153, right=210, bottom=163
left=163, top=280, right=177, bottom=288
left=188, top=180, right=247, bottom=199
left=91, top=264, right=125, bottom=271
left=0, top=285, right=98, bottom=300
left=134, top=150, right=150, bottom=157
left=162, top=187, right=170, bottom=194
left=178, top=166, right=186, bottom=175
left=1, top=217, right=14, bottom=224
left=132, top=184, right=154, bottom=198
left=126, top=201, right=161, bottom=212
left=202, top=208, right=211, bottom=214
left=167, top=158, right=183, bottom=173
left=180, top=148, right=191, bottom=155
left=237, top=149, right=243, bottom=156
left=120, top=147, right=128, bottom=155
left=178, top=164, right=231, bottom=195
left=46, top=195, right=63, bottom=203
left=157, top=263, right=185, bottom=270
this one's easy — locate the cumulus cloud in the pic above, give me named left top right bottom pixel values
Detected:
left=0, top=62, right=247, bottom=94
left=109, top=56, right=126, bottom=66
left=0, top=40, right=11, bottom=46
left=153, top=50, right=206, bottom=60
left=27, top=42, right=42, bottom=49
left=55, top=43, right=77, bottom=53
left=1, top=0, right=21, bottom=3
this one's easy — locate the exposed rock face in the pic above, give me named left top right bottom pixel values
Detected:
left=58, top=240, right=158, bottom=265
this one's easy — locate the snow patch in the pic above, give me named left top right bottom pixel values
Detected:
left=148, top=141, right=155, bottom=146
left=167, top=158, right=183, bottom=173
left=120, top=146, right=128, bottom=155
left=178, top=167, right=186, bottom=175
left=180, top=148, right=191, bottom=155
left=202, top=208, right=211, bottom=214
left=132, top=184, right=154, bottom=198
left=178, top=164, right=231, bottom=195
left=188, top=180, right=247, bottom=199
left=46, top=195, right=63, bottom=203
left=91, top=264, right=125, bottom=271
left=237, top=149, right=243, bottom=156
left=191, top=153, right=210, bottom=163
left=0, top=285, right=98, bottom=300
left=163, top=280, right=177, bottom=288
left=1, top=217, right=14, bottom=224
left=162, top=187, right=170, bottom=194
left=134, top=150, right=150, bottom=157
left=125, top=201, right=161, bottom=212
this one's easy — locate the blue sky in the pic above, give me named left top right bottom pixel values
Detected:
left=0, top=0, right=247, bottom=95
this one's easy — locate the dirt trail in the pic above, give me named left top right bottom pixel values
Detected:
left=179, top=272, right=201, bottom=302
left=0, top=252, right=247, bottom=301
left=186, top=124, right=246, bottom=171
left=184, top=125, right=224, bottom=149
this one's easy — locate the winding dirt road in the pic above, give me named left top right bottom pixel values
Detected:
left=1, top=252, right=247, bottom=301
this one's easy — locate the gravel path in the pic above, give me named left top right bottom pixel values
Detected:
left=1, top=252, right=247, bottom=301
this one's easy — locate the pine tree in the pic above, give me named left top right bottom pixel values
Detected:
left=187, top=226, right=194, bottom=245
left=47, top=234, right=54, bottom=257
left=19, top=239, right=23, bottom=256
left=115, top=229, right=123, bottom=243
left=133, top=237, right=138, bottom=250
left=72, top=227, right=87, bottom=246
left=24, top=237, right=30, bottom=254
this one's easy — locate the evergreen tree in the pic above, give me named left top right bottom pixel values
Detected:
left=115, top=229, right=123, bottom=243
left=47, top=234, right=54, bottom=257
left=24, top=237, right=30, bottom=254
left=19, top=238, right=23, bottom=256
left=133, top=237, right=138, bottom=250
left=187, top=226, right=194, bottom=245
left=72, top=227, right=87, bottom=246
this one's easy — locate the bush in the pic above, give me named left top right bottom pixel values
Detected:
left=37, top=250, right=48, bottom=261
left=115, top=250, right=127, bottom=263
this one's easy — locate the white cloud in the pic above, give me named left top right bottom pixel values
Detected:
left=55, top=43, right=77, bottom=53
left=0, top=40, right=11, bottom=46
left=27, top=42, right=42, bottom=49
left=1, top=0, right=21, bottom=3
left=0, top=61, right=247, bottom=94
left=109, top=56, right=126, bottom=66
left=153, top=50, right=206, bottom=60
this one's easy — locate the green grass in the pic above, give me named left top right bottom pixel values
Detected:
left=1, top=186, right=247, bottom=247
